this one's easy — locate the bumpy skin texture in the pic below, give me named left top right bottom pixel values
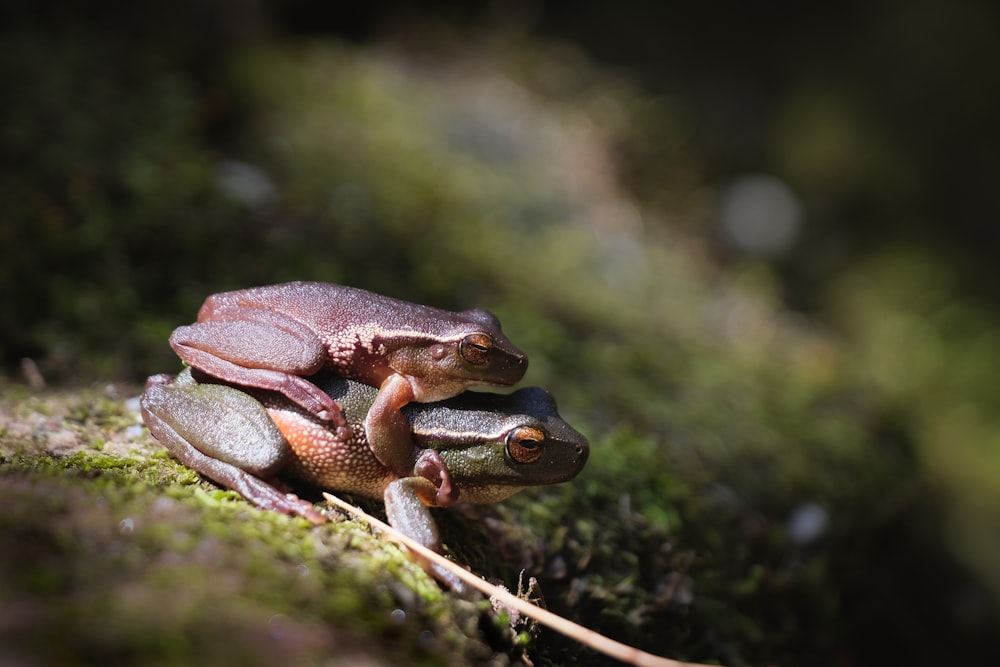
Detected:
left=140, top=370, right=589, bottom=559
left=168, top=282, right=529, bottom=507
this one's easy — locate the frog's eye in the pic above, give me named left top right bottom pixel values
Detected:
left=459, top=333, right=493, bottom=365
left=506, top=426, right=545, bottom=464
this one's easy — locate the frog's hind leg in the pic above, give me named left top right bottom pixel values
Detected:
left=169, top=307, right=344, bottom=424
left=141, top=383, right=327, bottom=524
left=384, top=477, right=468, bottom=590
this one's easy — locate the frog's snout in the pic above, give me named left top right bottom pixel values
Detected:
left=500, top=351, right=529, bottom=380
left=569, top=438, right=590, bottom=473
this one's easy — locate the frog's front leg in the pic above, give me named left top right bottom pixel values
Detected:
left=366, top=375, right=457, bottom=507
left=383, top=477, right=441, bottom=551
left=141, top=373, right=327, bottom=524
left=169, top=306, right=344, bottom=425
left=384, top=477, right=464, bottom=590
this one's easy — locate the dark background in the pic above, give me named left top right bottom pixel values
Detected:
left=5, top=0, right=1000, bottom=373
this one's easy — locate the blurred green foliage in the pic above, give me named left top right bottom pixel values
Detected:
left=3, top=3, right=1000, bottom=666
left=832, top=249, right=1000, bottom=601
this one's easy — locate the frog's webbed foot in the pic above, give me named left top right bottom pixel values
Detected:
left=414, top=449, right=458, bottom=507
left=275, top=492, right=328, bottom=524
left=267, top=478, right=329, bottom=524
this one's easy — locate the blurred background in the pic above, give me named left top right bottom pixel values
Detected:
left=3, top=1, right=1000, bottom=665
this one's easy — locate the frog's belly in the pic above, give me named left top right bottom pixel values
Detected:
left=267, top=410, right=393, bottom=499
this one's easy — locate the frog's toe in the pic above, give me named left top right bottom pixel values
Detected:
left=299, top=506, right=329, bottom=525
left=414, top=449, right=459, bottom=507
left=276, top=492, right=327, bottom=524
left=433, top=480, right=458, bottom=507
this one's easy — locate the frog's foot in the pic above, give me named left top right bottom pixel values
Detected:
left=179, top=357, right=347, bottom=427
left=241, top=474, right=326, bottom=523
left=414, top=448, right=458, bottom=507
left=208, top=468, right=328, bottom=525
left=263, top=479, right=328, bottom=524
left=277, top=492, right=328, bottom=525
left=281, top=375, right=346, bottom=425
left=198, top=465, right=328, bottom=524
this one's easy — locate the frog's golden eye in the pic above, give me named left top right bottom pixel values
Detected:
left=506, top=426, right=545, bottom=464
left=459, top=333, right=493, bottom=365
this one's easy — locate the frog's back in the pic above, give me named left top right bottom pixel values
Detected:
left=199, top=281, right=357, bottom=319
left=201, top=281, right=481, bottom=336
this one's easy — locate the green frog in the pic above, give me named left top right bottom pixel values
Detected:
left=140, top=369, right=588, bottom=557
left=168, top=282, right=529, bottom=507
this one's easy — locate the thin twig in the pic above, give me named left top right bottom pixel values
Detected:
left=321, top=492, right=722, bottom=667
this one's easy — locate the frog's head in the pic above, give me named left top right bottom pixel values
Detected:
left=383, top=309, right=528, bottom=402
left=404, top=387, right=589, bottom=503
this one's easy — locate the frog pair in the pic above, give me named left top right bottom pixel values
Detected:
left=141, top=282, right=589, bottom=555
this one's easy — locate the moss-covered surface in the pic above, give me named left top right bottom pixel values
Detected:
left=0, top=366, right=992, bottom=666
left=0, top=387, right=518, bottom=666
left=4, top=5, right=1000, bottom=665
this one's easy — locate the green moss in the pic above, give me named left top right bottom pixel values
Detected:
left=0, top=386, right=527, bottom=666
left=0, top=451, right=512, bottom=666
